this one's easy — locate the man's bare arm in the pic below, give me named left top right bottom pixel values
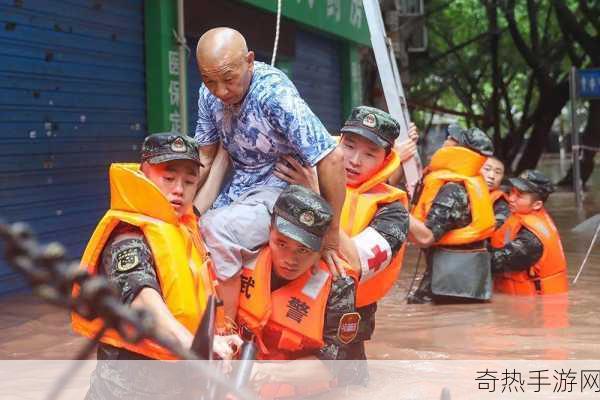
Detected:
left=408, top=215, right=435, bottom=247
left=132, top=287, right=241, bottom=359
left=198, top=143, right=219, bottom=188
left=132, top=287, right=194, bottom=350
left=195, top=144, right=231, bottom=214
left=316, top=147, right=345, bottom=234
left=316, top=147, right=347, bottom=275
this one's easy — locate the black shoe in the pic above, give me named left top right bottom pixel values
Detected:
left=407, top=293, right=433, bottom=304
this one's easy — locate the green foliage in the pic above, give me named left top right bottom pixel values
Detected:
left=408, top=0, right=591, bottom=144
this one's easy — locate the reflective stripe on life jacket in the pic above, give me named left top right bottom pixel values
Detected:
left=71, top=163, right=215, bottom=359
left=493, top=208, right=568, bottom=295
left=340, top=150, right=408, bottom=307
left=412, top=146, right=495, bottom=245
left=237, top=247, right=332, bottom=360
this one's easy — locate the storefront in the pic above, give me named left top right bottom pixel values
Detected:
left=0, top=0, right=146, bottom=294
left=147, top=0, right=369, bottom=135
left=0, top=0, right=369, bottom=295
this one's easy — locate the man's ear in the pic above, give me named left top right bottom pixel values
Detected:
left=246, top=50, right=255, bottom=64
left=532, top=199, right=543, bottom=211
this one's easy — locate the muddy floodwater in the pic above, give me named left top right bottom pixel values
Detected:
left=368, top=158, right=600, bottom=360
left=0, top=157, right=598, bottom=361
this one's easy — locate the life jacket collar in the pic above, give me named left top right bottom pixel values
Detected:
left=428, top=146, right=486, bottom=176
left=349, top=150, right=401, bottom=193
left=109, top=163, right=192, bottom=225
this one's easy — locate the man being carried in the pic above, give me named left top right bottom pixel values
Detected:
left=408, top=125, right=496, bottom=304
left=193, top=27, right=345, bottom=320
left=490, top=170, right=568, bottom=295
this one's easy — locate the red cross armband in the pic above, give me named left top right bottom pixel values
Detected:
left=351, top=227, right=393, bottom=282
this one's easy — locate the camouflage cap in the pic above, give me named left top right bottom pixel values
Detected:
left=141, top=133, right=203, bottom=166
left=272, top=184, right=333, bottom=251
left=509, top=169, right=554, bottom=198
left=340, top=106, right=400, bottom=149
left=446, top=124, right=494, bottom=157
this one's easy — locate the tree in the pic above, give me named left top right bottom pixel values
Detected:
left=402, top=0, right=596, bottom=175
left=552, top=0, right=600, bottom=187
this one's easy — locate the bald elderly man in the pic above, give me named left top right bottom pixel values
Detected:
left=193, top=27, right=346, bottom=319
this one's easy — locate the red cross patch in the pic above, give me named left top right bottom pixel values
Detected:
left=367, top=245, right=388, bottom=272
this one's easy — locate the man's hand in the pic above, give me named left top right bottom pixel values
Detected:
left=321, top=227, right=347, bottom=278
left=394, top=123, right=419, bottom=162
left=395, top=139, right=418, bottom=162
left=213, top=333, right=243, bottom=360
left=407, top=122, right=419, bottom=143
left=274, top=155, right=320, bottom=193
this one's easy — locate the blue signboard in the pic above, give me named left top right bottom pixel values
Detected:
left=578, top=69, right=600, bottom=99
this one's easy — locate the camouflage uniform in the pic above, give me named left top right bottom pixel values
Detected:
left=96, top=224, right=161, bottom=361
left=490, top=170, right=551, bottom=273
left=410, top=126, right=494, bottom=303
left=85, top=134, right=204, bottom=400
left=493, top=196, right=511, bottom=229
left=330, top=106, right=410, bottom=380
left=266, top=185, right=373, bottom=384
left=319, top=276, right=371, bottom=385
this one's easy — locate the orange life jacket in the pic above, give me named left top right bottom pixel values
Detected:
left=340, top=149, right=408, bottom=307
left=490, top=189, right=508, bottom=204
left=412, top=146, right=495, bottom=245
left=71, top=163, right=215, bottom=360
left=492, top=208, right=568, bottom=295
left=237, top=247, right=332, bottom=360
left=489, top=189, right=510, bottom=244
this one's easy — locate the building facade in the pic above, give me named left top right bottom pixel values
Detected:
left=0, top=0, right=369, bottom=295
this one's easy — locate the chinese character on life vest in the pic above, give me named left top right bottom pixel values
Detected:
left=286, top=296, right=310, bottom=323
left=240, top=276, right=255, bottom=299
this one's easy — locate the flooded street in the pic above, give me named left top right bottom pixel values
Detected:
left=368, top=157, right=600, bottom=360
left=0, top=158, right=599, bottom=362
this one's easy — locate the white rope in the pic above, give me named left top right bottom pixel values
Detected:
left=572, top=220, right=600, bottom=284
left=271, top=0, right=282, bottom=66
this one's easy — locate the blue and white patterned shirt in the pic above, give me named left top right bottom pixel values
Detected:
left=195, top=62, right=336, bottom=208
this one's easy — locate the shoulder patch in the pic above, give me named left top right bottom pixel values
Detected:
left=115, top=247, right=142, bottom=272
left=337, top=312, right=361, bottom=344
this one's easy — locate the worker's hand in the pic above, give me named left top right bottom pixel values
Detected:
left=213, top=333, right=243, bottom=360
left=395, top=139, right=418, bottom=162
left=320, top=228, right=347, bottom=278
left=274, top=155, right=320, bottom=193
left=408, top=122, right=419, bottom=143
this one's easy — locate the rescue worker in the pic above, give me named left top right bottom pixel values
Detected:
left=481, top=156, right=511, bottom=230
left=274, top=106, right=412, bottom=344
left=237, top=185, right=378, bottom=397
left=408, top=125, right=496, bottom=304
left=490, top=170, right=568, bottom=295
left=71, top=134, right=241, bottom=398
